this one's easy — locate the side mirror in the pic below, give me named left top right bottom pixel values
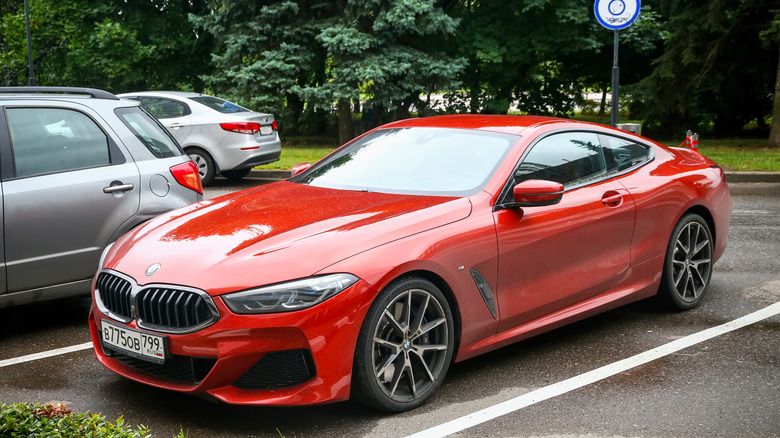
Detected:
left=513, top=179, right=564, bottom=206
left=506, top=179, right=564, bottom=208
left=291, top=162, right=312, bottom=176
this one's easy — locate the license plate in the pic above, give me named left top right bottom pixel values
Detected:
left=101, top=320, right=167, bottom=364
left=260, top=125, right=273, bottom=135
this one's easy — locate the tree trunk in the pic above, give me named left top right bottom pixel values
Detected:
left=769, top=45, right=780, bottom=148
left=338, top=98, right=354, bottom=145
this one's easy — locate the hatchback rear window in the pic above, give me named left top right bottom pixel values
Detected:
left=189, top=96, right=249, bottom=114
left=116, top=107, right=182, bottom=158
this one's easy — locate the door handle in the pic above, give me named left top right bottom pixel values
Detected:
left=103, top=183, right=134, bottom=194
left=601, top=193, right=623, bottom=207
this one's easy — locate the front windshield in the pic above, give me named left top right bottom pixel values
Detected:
left=294, top=127, right=517, bottom=196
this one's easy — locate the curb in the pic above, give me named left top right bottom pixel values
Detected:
left=724, top=171, right=780, bottom=183
left=252, top=169, right=780, bottom=183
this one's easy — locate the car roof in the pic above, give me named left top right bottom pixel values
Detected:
left=379, top=114, right=588, bottom=136
left=0, top=87, right=120, bottom=101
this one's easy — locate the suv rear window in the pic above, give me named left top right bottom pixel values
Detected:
left=116, top=107, right=182, bottom=158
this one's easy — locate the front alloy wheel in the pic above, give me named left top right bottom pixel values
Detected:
left=353, top=277, right=454, bottom=412
left=661, top=213, right=713, bottom=310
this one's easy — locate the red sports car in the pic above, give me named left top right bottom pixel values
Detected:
left=89, top=115, right=731, bottom=412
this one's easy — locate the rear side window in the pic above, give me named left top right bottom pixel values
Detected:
left=134, top=96, right=191, bottom=119
left=515, top=132, right=606, bottom=189
left=116, top=107, right=182, bottom=158
left=7, top=107, right=111, bottom=178
left=599, top=135, right=652, bottom=173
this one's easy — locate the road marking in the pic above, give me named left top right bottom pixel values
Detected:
left=408, top=301, right=780, bottom=438
left=0, top=342, right=93, bottom=369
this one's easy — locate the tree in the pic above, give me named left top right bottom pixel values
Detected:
left=191, top=0, right=335, bottom=135
left=295, top=0, right=466, bottom=143
left=633, top=0, right=777, bottom=137
left=440, top=0, right=665, bottom=118
left=0, top=0, right=212, bottom=92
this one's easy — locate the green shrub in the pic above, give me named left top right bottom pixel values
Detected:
left=0, top=403, right=159, bottom=438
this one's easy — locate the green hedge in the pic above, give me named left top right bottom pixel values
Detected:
left=0, top=403, right=176, bottom=438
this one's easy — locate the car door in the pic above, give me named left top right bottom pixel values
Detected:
left=136, top=96, right=193, bottom=144
left=0, top=179, right=5, bottom=295
left=1, top=104, right=141, bottom=293
left=493, top=131, right=636, bottom=331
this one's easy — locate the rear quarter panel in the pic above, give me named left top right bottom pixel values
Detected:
left=617, top=144, right=731, bottom=267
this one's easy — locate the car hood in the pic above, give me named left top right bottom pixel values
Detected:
left=107, top=181, right=472, bottom=295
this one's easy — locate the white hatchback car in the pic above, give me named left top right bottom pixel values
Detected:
left=119, top=91, right=281, bottom=185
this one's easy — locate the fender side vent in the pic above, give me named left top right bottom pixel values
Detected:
left=470, top=269, right=497, bottom=319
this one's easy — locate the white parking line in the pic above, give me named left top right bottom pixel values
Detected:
left=0, top=342, right=93, bottom=369
left=408, top=301, right=780, bottom=438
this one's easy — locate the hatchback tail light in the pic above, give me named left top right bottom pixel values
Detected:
left=220, top=122, right=261, bottom=135
left=170, top=161, right=203, bottom=195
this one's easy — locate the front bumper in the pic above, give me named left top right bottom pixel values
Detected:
left=89, top=277, right=375, bottom=406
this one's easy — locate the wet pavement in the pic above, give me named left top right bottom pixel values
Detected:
left=1, top=180, right=778, bottom=438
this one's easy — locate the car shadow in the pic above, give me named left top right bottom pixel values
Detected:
left=0, top=296, right=92, bottom=338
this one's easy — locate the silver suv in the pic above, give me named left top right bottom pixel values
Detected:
left=0, top=87, right=203, bottom=308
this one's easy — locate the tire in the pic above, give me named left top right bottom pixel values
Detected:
left=659, top=213, right=714, bottom=310
left=187, top=149, right=216, bottom=186
left=352, top=276, right=455, bottom=412
left=221, top=167, right=252, bottom=181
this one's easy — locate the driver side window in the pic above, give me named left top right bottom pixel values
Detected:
left=515, top=132, right=606, bottom=189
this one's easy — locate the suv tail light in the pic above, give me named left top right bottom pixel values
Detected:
left=170, top=161, right=203, bottom=195
left=220, top=122, right=261, bottom=135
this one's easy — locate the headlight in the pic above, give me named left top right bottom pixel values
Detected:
left=222, top=273, right=359, bottom=314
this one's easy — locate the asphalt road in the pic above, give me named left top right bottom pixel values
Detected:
left=1, top=179, right=778, bottom=438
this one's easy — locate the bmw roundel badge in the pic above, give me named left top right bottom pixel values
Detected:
left=145, top=263, right=161, bottom=276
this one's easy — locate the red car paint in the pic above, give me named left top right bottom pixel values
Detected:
left=90, top=115, right=731, bottom=406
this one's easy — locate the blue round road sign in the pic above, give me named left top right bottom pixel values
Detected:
left=594, top=0, right=640, bottom=30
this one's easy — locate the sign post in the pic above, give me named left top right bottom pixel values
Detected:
left=594, top=0, right=640, bottom=127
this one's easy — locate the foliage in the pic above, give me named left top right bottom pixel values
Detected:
left=633, top=0, right=777, bottom=137
left=441, top=0, right=665, bottom=117
left=0, top=0, right=213, bottom=92
left=193, top=0, right=466, bottom=140
left=296, top=0, right=466, bottom=125
left=0, top=403, right=153, bottom=438
left=192, top=0, right=332, bottom=131
left=1, top=0, right=778, bottom=141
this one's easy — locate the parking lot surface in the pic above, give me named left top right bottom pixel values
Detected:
left=1, top=179, right=778, bottom=438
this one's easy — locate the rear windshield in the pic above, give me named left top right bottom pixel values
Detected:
left=189, top=96, right=249, bottom=114
left=115, top=107, right=183, bottom=158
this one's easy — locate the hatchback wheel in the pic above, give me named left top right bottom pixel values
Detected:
left=353, top=277, right=454, bottom=412
left=187, top=149, right=216, bottom=186
left=660, top=213, right=713, bottom=310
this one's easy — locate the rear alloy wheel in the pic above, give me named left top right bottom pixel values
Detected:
left=353, top=277, right=454, bottom=412
left=221, top=168, right=252, bottom=181
left=187, top=149, right=216, bottom=186
left=660, top=213, right=713, bottom=310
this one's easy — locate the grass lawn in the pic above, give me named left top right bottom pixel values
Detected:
left=259, top=131, right=780, bottom=173
left=665, top=138, right=780, bottom=172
